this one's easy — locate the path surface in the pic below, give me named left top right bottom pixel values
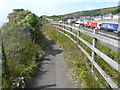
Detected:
left=29, top=39, right=75, bottom=88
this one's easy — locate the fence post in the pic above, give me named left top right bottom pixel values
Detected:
left=64, top=22, right=65, bottom=29
left=77, top=31, right=80, bottom=45
left=63, top=23, right=66, bottom=33
left=92, top=29, right=97, bottom=70
left=60, top=23, right=61, bottom=27
left=70, top=27, right=72, bottom=37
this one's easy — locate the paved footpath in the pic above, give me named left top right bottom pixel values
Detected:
left=29, top=39, right=75, bottom=89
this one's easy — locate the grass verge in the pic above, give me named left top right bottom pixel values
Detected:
left=56, top=24, right=120, bottom=88
left=42, top=24, right=103, bottom=88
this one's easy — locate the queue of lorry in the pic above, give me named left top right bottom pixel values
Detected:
left=75, top=21, right=119, bottom=33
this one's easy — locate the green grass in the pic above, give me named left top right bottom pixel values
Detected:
left=77, top=31, right=120, bottom=87
left=63, top=25, right=120, bottom=87
left=42, top=24, right=120, bottom=88
left=1, top=9, right=47, bottom=88
left=42, top=24, right=103, bottom=88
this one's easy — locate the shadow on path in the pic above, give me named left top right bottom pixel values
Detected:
left=32, top=84, right=57, bottom=89
left=27, top=38, right=63, bottom=88
left=27, top=37, right=74, bottom=88
left=45, top=39, right=63, bottom=56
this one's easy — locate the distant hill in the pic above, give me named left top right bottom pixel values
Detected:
left=59, top=6, right=120, bottom=18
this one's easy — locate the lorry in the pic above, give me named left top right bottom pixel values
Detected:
left=101, top=23, right=119, bottom=33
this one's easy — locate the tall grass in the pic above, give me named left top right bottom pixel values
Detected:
left=42, top=24, right=120, bottom=88
left=61, top=25, right=120, bottom=87
left=42, top=24, right=102, bottom=88
left=2, top=9, right=46, bottom=88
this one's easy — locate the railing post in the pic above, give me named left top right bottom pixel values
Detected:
left=60, top=23, right=61, bottom=27
left=92, top=29, right=97, bottom=70
left=64, top=23, right=65, bottom=29
left=63, top=23, right=66, bottom=34
left=77, top=31, right=80, bottom=45
left=70, top=22, right=72, bottom=26
left=70, top=27, right=72, bottom=37
left=78, top=25, right=80, bottom=28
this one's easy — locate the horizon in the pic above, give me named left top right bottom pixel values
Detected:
left=0, top=0, right=119, bottom=27
left=59, top=6, right=118, bottom=16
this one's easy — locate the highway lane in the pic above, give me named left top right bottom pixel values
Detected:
left=74, top=26, right=120, bottom=52
left=71, top=24, right=120, bottom=39
left=56, top=23, right=119, bottom=52
left=98, top=29, right=120, bottom=37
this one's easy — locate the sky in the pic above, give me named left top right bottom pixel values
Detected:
left=0, top=0, right=119, bottom=25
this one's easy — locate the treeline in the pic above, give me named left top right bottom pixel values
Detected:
left=61, top=6, right=120, bottom=18
left=1, top=9, right=46, bottom=88
left=47, top=15, right=62, bottom=21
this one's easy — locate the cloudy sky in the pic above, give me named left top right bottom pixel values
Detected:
left=0, top=0, right=119, bottom=25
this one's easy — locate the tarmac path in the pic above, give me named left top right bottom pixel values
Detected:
left=29, top=38, right=75, bottom=89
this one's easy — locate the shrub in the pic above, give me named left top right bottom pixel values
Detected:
left=2, top=9, right=46, bottom=88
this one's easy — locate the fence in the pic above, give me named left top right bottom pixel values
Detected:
left=57, top=23, right=120, bottom=48
left=53, top=23, right=120, bottom=89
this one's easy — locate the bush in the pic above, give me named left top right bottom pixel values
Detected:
left=2, top=9, right=46, bottom=88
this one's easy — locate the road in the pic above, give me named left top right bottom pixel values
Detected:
left=98, top=29, right=120, bottom=37
left=63, top=24, right=119, bottom=52
left=72, top=24, right=120, bottom=38
left=79, top=28, right=120, bottom=51
left=28, top=38, right=75, bottom=89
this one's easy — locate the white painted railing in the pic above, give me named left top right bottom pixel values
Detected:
left=53, top=24, right=119, bottom=89
left=55, top=23, right=120, bottom=48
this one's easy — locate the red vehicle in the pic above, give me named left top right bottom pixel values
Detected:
left=82, top=22, right=101, bottom=29
left=82, top=22, right=88, bottom=26
left=87, top=22, right=97, bottom=27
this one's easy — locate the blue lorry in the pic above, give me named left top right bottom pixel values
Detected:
left=101, top=23, right=119, bottom=33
